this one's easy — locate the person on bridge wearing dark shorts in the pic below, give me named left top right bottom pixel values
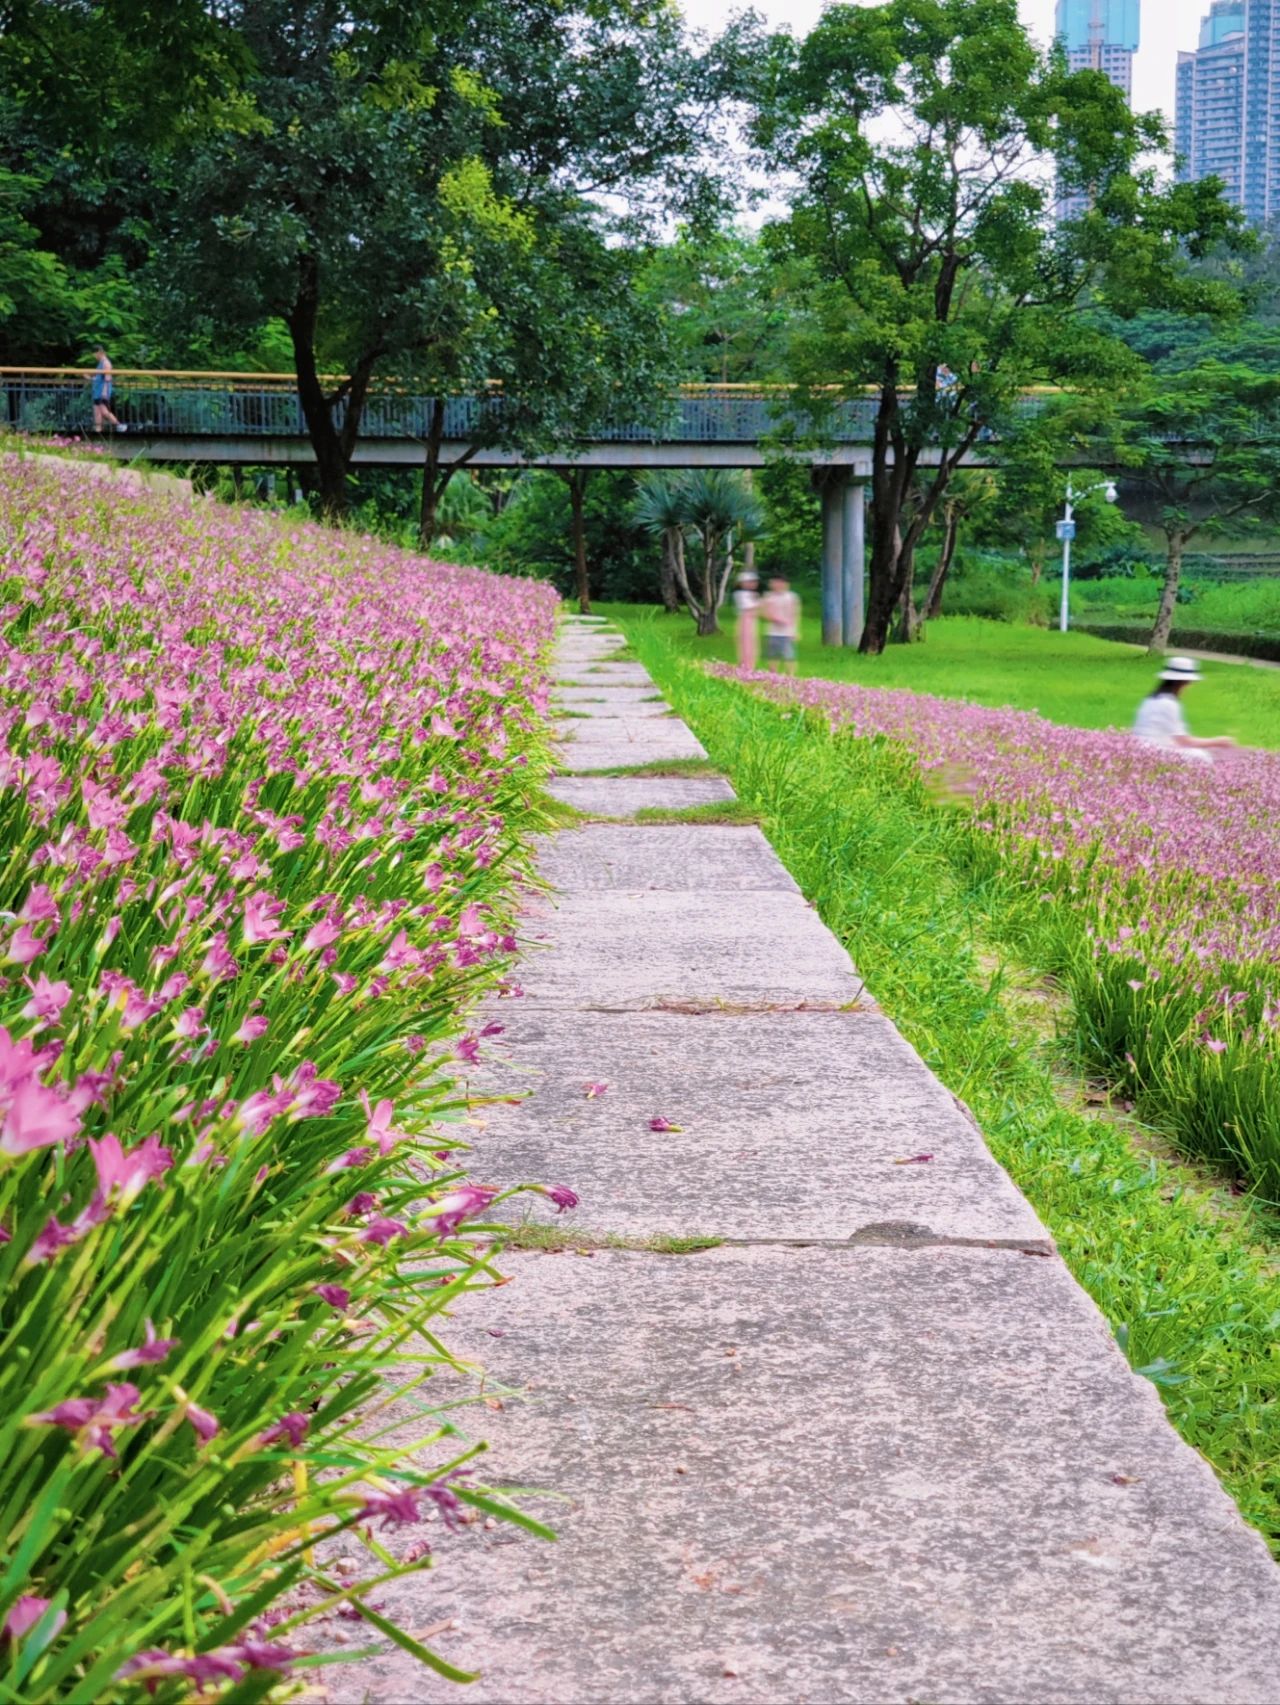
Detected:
left=91, top=346, right=124, bottom=432
left=761, top=575, right=800, bottom=676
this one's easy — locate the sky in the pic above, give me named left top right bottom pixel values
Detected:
left=681, top=0, right=1212, bottom=127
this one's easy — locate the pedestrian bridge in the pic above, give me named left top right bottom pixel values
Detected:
left=2, top=366, right=983, bottom=473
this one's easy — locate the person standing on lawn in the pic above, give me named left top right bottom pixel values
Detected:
left=734, top=571, right=760, bottom=672
left=761, top=574, right=800, bottom=677
left=90, top=346, right=124, bottom=432
left=1133, top=658, right=1235, bottom=763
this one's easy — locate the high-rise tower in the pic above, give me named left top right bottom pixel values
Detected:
left=1055, top=1, right=1142, bottom=218
left=1055, top=0, right=1141, bottom=98
left=1174, top=1, right=1280, bottom=222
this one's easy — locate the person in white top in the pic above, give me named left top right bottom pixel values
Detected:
left=1133, top=657, right=1235, bottom=763
left=734, top=572, right=760, bottom=672
left=760, top=575, right=801, bottom=677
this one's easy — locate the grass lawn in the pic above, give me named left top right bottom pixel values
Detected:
left=596, top=606, right=1280, bottom=751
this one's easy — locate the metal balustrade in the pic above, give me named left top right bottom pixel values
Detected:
left=0, top=368, right=887, bottom=446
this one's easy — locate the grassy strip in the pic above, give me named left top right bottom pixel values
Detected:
left=595, top=604, right=1280, bottom=750
left=622, top=621, right=1280, bottom=1552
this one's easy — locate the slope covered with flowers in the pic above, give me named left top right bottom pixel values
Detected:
left=728, top=667, right=1280, bottom=1198
left=0, top=457, right=558, bottom=1699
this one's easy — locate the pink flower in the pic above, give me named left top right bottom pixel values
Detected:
left=254, top=1412, right=309, bottom=1450
left=455, top=1033, right=481, bottom=1065
left=233, top=1014, right=269, bottom=1044
left=302, top=916, right=342, bottom=952
left=457, top=903, right=487, bottom=938
left=6, top=925, right=47, bottom=966
left=313, top=1283, right=350, bottom=1311
left=18, top=884, right=60, bottom=925
left=359, top=1487, right=423, bottom=1528
left=21, top=974, right=73, bottom=1025
left=648, top=1116, right=681, bottom=1134
left=542, top=1184, right=579, bottom=1213
left=24, top=1215, right=86, bottom=1266
left=583, top=1081, right=608, bottom=1099
left=89, top=1133, right=173, bottom=1203
left=243, top=890, right=288, bottom=946
left=1, top=1079, right=81, bottom=1157
left=110, top=1320, right=180, bottom=1370
left=1203, top=1037, right=1229, bottom=1055
left=359, top=1089, right=403, bottom=1155
left=201, top=932, right=239, bottom=982
left=2, top=1596, right=66, bottom=1644
left=282, top=1061, right=341, bottom=1120
left=183, top=1400, right=220, bottom=1446
left=427, top=1184, right=496, bottom=1237
left=359, top=1216, right=410, bottom=1246
left=32, top=1382, right=143, bottom=1458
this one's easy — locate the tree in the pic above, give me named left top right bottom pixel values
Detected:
left=749, top=0, right=1246, bottom=654
left=1110, top=363, right=1280, bottom=651
left=672, top=469, right=763, bottom=635
left=131, top=1, right=735, bottom=518
left=633, top=473, right=689, bottom=613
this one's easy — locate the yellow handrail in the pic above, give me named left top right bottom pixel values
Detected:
left=0, top=367, right=1068, bottom=399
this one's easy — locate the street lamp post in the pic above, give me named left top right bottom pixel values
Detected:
left=1058, top=477, right=1118, bottom=635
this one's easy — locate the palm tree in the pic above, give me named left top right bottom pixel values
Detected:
left=676, top=470, right=764, bottom=636
left=632, top=473, right=689, bottom=613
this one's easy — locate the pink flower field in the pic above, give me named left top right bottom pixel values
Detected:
left=0, top=458, right=559, bottom=1698
left=730, top=667, right=1280, bottom=1196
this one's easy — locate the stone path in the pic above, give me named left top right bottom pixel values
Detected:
left=330, top=616, right=1280, bottom=1705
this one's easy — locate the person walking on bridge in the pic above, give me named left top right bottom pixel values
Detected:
left=90, top=345, right=124, bottom=433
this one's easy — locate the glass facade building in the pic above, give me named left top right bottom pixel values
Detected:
left=1055, top=1, right=1142, bottom=217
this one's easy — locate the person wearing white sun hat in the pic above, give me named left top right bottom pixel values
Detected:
left=1133, top=657, right=1236, bottom=763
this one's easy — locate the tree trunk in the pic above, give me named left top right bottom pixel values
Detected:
left=659, top=527, right=680, bottom=612
left=924, top=504, right=961, bottom=620
left=419, top=398, right=451, bottom=550
left=288, top=254, right=351, bottom=522
left=1149, top=533, right=1186, bottom=653
left=564, top=470, right=591, bottom=614
left=696, top=528, right=720, bottom=635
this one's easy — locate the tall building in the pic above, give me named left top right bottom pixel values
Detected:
left=1175, top=1, right=1280, bottom=222
left=1055, top=1, right=1142, bottom=218
left=1055, top=0, right=1141, bottom=98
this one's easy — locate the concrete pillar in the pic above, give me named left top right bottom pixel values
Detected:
left=842, top=480, right=866, bottom=648
left=820, top=477, right=844, bottom=647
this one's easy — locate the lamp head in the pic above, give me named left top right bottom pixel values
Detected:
left=1104, top=481, right=1119, bottom=504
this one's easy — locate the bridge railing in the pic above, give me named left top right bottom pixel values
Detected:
left=0, top=369, right=883, bottom=444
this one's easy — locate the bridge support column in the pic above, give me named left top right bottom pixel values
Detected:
left=820, top=477, right=844, bottom=647
left=842, top=479, right=866, bottom=649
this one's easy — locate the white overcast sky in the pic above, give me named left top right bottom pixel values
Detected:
left=681, top=0, right=1208, bottom=126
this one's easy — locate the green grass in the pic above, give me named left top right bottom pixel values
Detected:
left=595, top=604, right=1280, bottom=751
left=632, top=800, right=761, bottom=825
left=1077, top=574, right=1280, bottom=639
left=619, top=618, right=1280, bottom=1552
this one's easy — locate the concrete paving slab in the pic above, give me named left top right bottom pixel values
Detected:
left=535, top=825, right=799, bottom=894
left=552, top=711, right=681, bottom=740
left=469, top=1008, right=1045, bottom=1246
left=555, top=689, right=670, bottom=716
left=322, top=1245, right=1280, bottom=1705
left=554, top=662, right=654, bottom=689
left=547, top=776, right=738, bottom=817
left=516, top=890, right=861, bottom=1007
left=560, top=743, right=708, bottom=775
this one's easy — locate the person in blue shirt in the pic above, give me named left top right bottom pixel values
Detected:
left=91, top=346, right=123, bottom=432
